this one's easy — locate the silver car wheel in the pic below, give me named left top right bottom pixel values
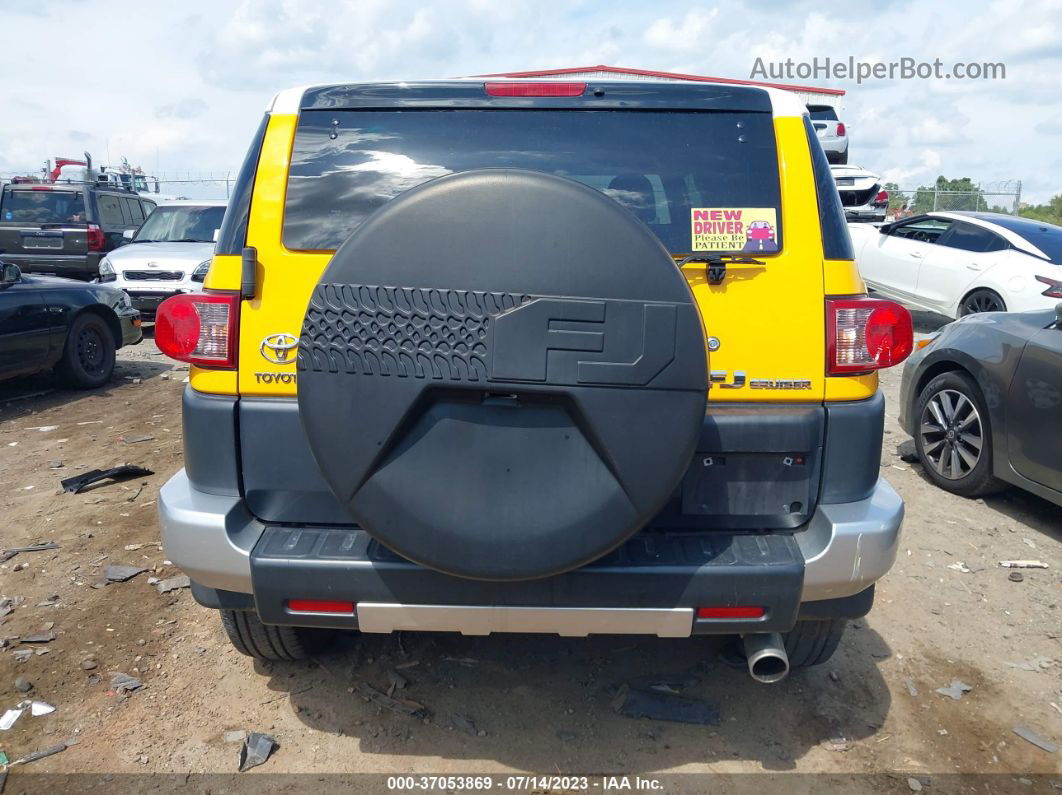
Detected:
left=920, top=388, right=983, bottom=480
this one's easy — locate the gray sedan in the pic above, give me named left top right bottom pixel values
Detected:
left=899, top=304, right=1062, bottom=506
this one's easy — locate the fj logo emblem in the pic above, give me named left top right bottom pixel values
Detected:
left=260, top=333, right=298, bottom=365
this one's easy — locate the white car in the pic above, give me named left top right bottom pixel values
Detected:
left=849, top=211, right=1062, bottom=318
left=808, top=104, right=848, bottom=164
left=98, top=200, right=226, bottom=317
left=831, top=164, right=888, bottom=223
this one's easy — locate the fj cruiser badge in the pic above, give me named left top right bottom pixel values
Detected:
left=260, top=333, right=298, bottom=364
left=710, top=371, right=811, bottom=390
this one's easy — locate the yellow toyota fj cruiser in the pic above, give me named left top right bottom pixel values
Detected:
left=156, top=79, right=912, bottom=683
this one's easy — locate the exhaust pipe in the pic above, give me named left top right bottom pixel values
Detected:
left=742, top=632, right=790, bottom=684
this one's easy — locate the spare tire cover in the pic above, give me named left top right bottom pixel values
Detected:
left=297, top=169, right=707, bottom=581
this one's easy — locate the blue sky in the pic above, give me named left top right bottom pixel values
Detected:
left=2, top=0, right=1060, bottom=203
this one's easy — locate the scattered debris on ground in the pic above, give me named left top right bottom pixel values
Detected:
left=1012, top=726, right=1057, bottom=754
left=60, top=465, right=154, bottom=494
left=111, top=673, right=143, bottom=695
left=997, top=560, right=1048, bottom=569
left=103, top=564, right=148, bottom=583
left=156, top=575, right=190, bottom=594
left=934, top=680, right=973, bottom=700
left=239, top=732, right=278, bottom=772
left=611, top=682, right=720, bottom=725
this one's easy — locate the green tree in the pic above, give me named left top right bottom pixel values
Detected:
left=1019, top=194, right=1062, bottom=226
left=909, top=176, right=987, bottom=213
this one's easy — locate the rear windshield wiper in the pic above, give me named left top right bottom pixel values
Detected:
left=676, top=253, right=766, bottom=285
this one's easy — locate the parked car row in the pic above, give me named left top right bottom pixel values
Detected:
left=850, top=211, right=1062, bottom=319
left=0, top=259, right=142, bottom=387
left=1, top=182, right=225, bottom=319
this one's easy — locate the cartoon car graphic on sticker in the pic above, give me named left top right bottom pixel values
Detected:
left=744, top=220, right=777, bottom=252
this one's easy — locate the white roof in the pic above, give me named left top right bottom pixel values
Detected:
left=268, top=80, right=807, bottom=119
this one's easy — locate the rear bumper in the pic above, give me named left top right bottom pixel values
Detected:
left=159, top=471, right=902, bottom=636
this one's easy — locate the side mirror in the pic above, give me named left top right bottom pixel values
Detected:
left=212, top=228, right=220, bottom=243
left=1, top=262, right=21, bottom=286
left=122, top=229, right=135, bottom=240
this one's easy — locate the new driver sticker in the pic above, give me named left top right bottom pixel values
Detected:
left=691, top=208, right=779, bottom=253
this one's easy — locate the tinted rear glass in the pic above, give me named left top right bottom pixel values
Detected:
left=284, top=109, right=783, bottom=254
left=981, top=216, right=1062, bottom=264
left=134, top=205, right=226, bottom=243
left=1, top=189, right=86, bottom=224
left=807, top=105, right=838, bottom=121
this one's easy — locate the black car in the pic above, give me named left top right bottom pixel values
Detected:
left=0, top=261, right=142, bottom=388
left=0, top=183, right=157, bottom=281
left=899, top=305, right=1062, bottom=506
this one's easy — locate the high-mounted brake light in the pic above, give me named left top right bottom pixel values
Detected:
left=826, top=297, right=913, bottom=375
left=86, top=223, right=105, bottom=252
left=1035, top=275, right=1062, bottom=298
left=836, top=122, right=847, bottom=136
left=155, top=292, right=240, bottom=368
left=484, top=81, right=586, bottom=97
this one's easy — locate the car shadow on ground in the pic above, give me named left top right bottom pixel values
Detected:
left=0, top=361, right=176, bottom=419
left=891, top=437, right=1061, bottom=543
left=256, top=623, right=893, bottom=771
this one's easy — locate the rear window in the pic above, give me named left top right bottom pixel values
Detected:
left=985, top=216, right=1062, bottom=264
left=134, top=205, right=226, bottom=243
left=1, top=189, right=86, bottom=224
left=807, top=105, right=838, bottom=121
left=283, top=109, right=783, bottom=254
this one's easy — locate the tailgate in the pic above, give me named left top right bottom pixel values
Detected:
left=0, top=188, right=89, bottom=258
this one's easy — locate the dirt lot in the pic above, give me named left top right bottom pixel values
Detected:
left=0, top=317, right=1059, bottom=792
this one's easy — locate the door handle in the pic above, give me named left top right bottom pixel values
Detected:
left=966, top=262, right=982, bottom=271
left=909, top=252, right=923, bottom=259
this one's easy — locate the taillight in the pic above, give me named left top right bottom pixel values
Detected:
left=87, top=223, right=105, bottom=251
left=484, top=81, right=586, bottom=97
left=155, top=292, right=239, bottom=368
left=826, top=297, right=913, bottom=375
left=1035, top=275, right=1062, bottom=298
left=873, top=189, right=889, bottom=207
left=836, top=122, right=846, bottom=136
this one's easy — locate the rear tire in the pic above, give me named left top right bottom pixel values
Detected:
left=55, top=313, right=115, bottom=388
left=835, top=147, right=849, bottom=165
left=784, top=619, right=846, bottom=667
left=913, top=370, right=1003, bottom=497
left=219, top=610, right=335, bottom=661
left=959, top=288, right=1006, bottom=316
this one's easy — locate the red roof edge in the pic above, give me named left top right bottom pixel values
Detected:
left=475, top=64, right=846, bottom=97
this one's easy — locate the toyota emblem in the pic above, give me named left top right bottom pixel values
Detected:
left=260, top=333, right=298, bottom=364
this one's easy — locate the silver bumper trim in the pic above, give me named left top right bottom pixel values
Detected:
left=158, top=470, right=263, bottom=594
left=356, top=604, right=694, bottom=637
left=797, top=477, right=904, bottom=602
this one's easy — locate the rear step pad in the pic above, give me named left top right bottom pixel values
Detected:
left=250, top=527, right=803, bottom=634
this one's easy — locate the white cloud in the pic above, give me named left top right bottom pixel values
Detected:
left=0, top=0, right=1059, bottom=203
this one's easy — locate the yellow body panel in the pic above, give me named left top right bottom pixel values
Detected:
left=212, top=110, right=878, bottom=403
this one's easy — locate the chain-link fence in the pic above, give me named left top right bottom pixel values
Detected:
left=886, top=180, right=1022, bottom=217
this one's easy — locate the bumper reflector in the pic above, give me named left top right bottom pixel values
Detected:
left=696, top=606, right=765, bottom=619
left=287, top=599, right=355, bottom=615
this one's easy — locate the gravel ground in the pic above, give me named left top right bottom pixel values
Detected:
left=0, top=318, right=1058, bottom=792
